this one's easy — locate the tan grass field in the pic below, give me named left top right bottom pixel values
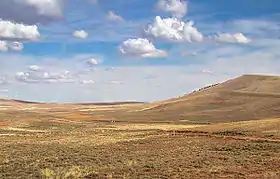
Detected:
left=1, top=75, right=280, bottom=178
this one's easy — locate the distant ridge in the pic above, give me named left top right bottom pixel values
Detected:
left=0, top=98, right=144, bottom=106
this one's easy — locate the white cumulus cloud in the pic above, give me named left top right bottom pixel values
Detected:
left=16, top=0, right=63, bottom=18
left=15, top=70, right=75, bottom=84
left=15, top=72, right=32, bottom=82
left=215, top=33, right=251, bottom=44
left=156, top=0, right=187, bottom=18
left=0, top=0, right=64, bottom=24
left=145, top=16, right=203, bottom=42
left=29, top=65, right=42, bottom=71
left=0, top=19, right=40, bottom=41
left=86, top=58, right=100, bottom=66
left=119, top=38, right=167, bottom=58
left=0, top=41, right=24, bottom=52
left=73, top=30, right=88, bottom=39
left=107, top=11, right=124, bottom=22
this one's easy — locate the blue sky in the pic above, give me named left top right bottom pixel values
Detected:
left=0, top=0, right=280, bottom=102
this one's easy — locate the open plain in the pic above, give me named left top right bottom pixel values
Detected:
left=1, top=75, right=280, bottom=178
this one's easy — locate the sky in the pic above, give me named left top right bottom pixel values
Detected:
left=0, top=0, right=280, bottom=102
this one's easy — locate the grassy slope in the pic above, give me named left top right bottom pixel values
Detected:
left=117, top=75, right=280, bottom=123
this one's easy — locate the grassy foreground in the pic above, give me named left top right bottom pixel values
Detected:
left=1, top=119, right=280, bottom=179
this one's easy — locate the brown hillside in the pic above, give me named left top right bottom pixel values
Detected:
left=116, top=75, right=280, bottom=123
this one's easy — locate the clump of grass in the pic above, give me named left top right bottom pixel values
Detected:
left=41, top=168, right=55, bottom=178
left=124, top=160, right=138, bottom=167
left=40, top=166, right=97, bottom=179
